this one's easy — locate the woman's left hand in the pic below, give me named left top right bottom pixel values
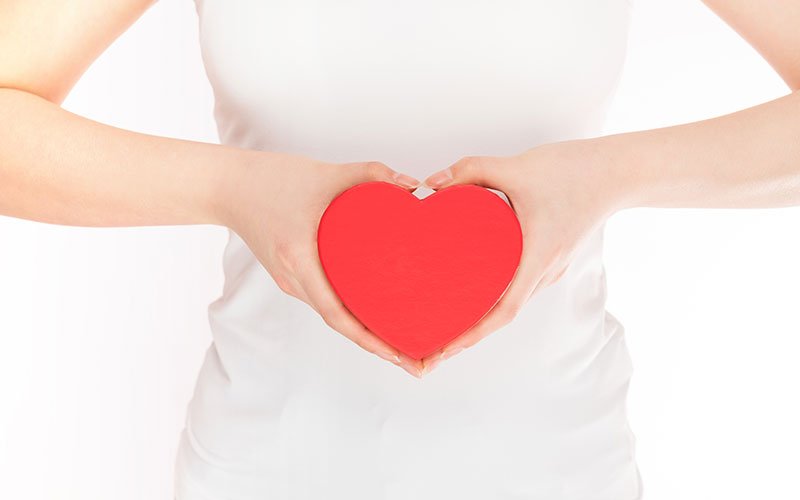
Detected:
left=418, top=137, right=632, bottom=375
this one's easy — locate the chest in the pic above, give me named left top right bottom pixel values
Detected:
left=192, top=0, right=631, bottom=162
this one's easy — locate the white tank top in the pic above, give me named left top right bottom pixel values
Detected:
left=176, top=1, right=643, bottom=499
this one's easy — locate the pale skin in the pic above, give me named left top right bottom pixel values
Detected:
left=1, top=1, right=798, bottom=380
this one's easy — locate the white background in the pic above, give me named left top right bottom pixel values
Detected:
left=1, top=0, right=798, bottom=498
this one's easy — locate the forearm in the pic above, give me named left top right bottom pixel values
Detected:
left=604, top=89, right=800, bottom=210
left=0, top=87, right=251, bottom=227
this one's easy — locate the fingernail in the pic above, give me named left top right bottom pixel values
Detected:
left=424, top=169, right=453, bottom=189
left=393, top=356, right=423, bottom=378
left=393, top=172, right=421, bottom=189
left=440, top=346, right=466, bottom=361
left=377, top=351, right=402, bottom=365
left=408, top=359, right=425, bottom=378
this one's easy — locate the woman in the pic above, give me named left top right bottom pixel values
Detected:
left=1, top=0, right=798, bottom=498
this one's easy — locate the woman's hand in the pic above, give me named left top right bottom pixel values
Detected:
left=418, top=138, right=631, bottom=375
left=216, top=150, right=427, bottom=378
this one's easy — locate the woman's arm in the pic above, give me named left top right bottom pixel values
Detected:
left=604, top=0, right=800, bottom=211
left=701, top=0, right=800, bottom=92
left=0, top=0, right=425, bottom=377
left=604, top=88, right=800, bottom=211
left=0, top=0, right=230, bottom=226
left=419, top=88, right=800, bottom=369
left=0, top=87, right=246, bottom=227
left=417, top=0, right=800, bottom=372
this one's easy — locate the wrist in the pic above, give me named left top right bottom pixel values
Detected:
left=544, top=134, right=648, bottom=217
left=184, top=144, right=252, bottom=229
left=591, top=130, right=668, bottom=212
left=204, top=146, right=261, bottom=230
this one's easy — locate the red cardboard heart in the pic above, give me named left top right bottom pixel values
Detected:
left=317, top=181, right=523, bottom=360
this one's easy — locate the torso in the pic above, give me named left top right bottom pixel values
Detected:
left=175, top=2, right=643, bottom=499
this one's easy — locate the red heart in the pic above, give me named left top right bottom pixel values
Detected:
left=317, top=181, right=523, bottom=360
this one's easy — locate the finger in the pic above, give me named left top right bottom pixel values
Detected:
left=421, top=246, right=546, bottom=370
left=296, top=249, right=425, bottom=378
left=349, top=160, right=422, bottom=191
left=422, top=155, right=503, bottom=191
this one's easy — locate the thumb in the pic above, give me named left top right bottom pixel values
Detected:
left=423, top=155, right=498, bottom=191
left=355, top=161, right=421, bottom=190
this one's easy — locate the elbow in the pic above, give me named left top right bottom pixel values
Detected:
left=782, top=71, right=800, bottom=92
left=0, top=78, right=71, bottom=106
left=772, top=65, right=800, bottom=93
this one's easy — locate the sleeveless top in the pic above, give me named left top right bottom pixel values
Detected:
left=176, top=1, right=643, bottom=499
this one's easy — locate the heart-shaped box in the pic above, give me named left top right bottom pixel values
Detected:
left=317, top=181, right=522, bottom=360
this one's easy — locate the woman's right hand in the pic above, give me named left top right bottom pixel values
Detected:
left=215, top=150, right=426, bottom=378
